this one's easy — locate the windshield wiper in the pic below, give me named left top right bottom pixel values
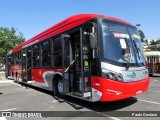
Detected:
left=124, top=38, right=130, bottom=70
left=132, top=40, right=140, bottom=59
left=122, top=57, right=129, bottom=69
left=132, top=40, right=145, bottom=66
left=132, top=40, right=145, bottom=65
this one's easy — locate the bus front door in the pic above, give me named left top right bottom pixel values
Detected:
left=61, top=29, right=92, bottom=100
left=72, top=28, right=92, bottom=99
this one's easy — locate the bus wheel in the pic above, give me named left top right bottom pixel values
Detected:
left=149, top=74, right=153, bottom=77
left=55, top=78, right=64, bottom=98
left=16, top=73, right=18, bottom=81
left=12, top=72, right=14, bottom=79
left=5, top=73, right=8, bottom=79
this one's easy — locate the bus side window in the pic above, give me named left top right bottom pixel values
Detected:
left=53, top=37, right=62, bottom=68
left=15, top=52, right=20, bottom=64
left=156, top=56, right=158, bottom=62
left=32, top=44, right=40, bottom=68
left=154, top=57, right=155, bottom=63
left=41, top=40, right=50, bottom=67
left=19, top=51, right=21, bottom=63
left=150, top=56, right=153, bottom=63
left=10, top=54, right=14, bottom=65
left=152, top=56, right=154, bottom=63
left=147, top=57, right=149, bottom=62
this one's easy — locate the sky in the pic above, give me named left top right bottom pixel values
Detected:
left=0, top=0, right=160, bottom=40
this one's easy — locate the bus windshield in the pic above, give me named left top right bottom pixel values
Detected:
left=102, top=20, right=146, bottom=67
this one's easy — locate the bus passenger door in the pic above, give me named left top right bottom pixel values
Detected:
left=80, top=27, right=92, bottom=98
left=21, top=49, right=27, bottom=82
left=5, top=55, right=11, bottom=78
left=26, top=47, right=32, bottom=81
left=70, top=28, right=92, bottom=99
left=61, top=28, right=92, bottom=100
left=61, top=34, right=71, bottom=95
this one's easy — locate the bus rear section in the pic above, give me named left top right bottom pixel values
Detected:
left=145, top=51, right=160, bottom=76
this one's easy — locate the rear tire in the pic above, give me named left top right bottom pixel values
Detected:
left=5, top=72, right=8, bottom=79
left=16, top=73, right=18, bottom=81
left=12, top=72, right=14, bottom=80
left=149, top=74, right=153, bottom=77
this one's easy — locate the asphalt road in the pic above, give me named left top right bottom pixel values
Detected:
left=0, top=75, right=160, bottom=120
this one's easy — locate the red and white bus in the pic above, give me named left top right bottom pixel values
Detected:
left=5, top=14, right=150, bottom=102
left=145, top=51, right=160, bottom=76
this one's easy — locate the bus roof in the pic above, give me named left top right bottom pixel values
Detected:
left=11, top=14, right=132, bottom=53
left=145, top=51, right=160, bottom=56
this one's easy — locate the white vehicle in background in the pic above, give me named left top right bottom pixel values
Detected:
left=145, top=51, right=160, bottom=76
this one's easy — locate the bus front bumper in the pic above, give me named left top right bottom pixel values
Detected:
left=92, top=77, right=150, bottom=102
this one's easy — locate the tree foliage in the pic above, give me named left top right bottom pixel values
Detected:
left=156, top=38, right=160, bottom=44
left=150, top=40, right=156, bottom=45
left=147, top=38, right=160, bottom=51
left=0, top=27, right=25, bottom=57
left=150, top=39, right=160, bottom=45
left=147, top=46, right=160, bottom=51
left=138, top=30, right=145, bottom=42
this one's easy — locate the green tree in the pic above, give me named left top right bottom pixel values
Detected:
left=156, top=38, right=160, bottom=44
left=0, top=27, right=25, bottom=57
left=138, top=30, right=145, bottom=42
left=144, top=39, right=149, bottom=45
left=147, top=46, right=159, bottom=51
left=150, top=40, right=156, bottom=45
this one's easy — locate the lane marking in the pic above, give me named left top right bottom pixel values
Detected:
left=52, top=100, right=58, bottom=103
left=137, top=99, right=160, bottom=105
left=150, top=84, right=160, bottom=86
left=1, top=108, right=16, bottom=111
left=10, top=82, right=22, bottom=87
left=149, top=90, right=160, bottom=93
left=29, top=93, right=36, bottom=96
left=0, top=117, right=7, bottom=120
left=93, top=111, right=121, bottom=120
left=0, top=80, right=13, bottom=84
left=109, top=117, right=121, bottom=120
left=150, top=80, right=158, bottom=82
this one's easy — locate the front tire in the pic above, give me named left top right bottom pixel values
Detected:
left=55, top=78, right=64, bottom=98
left=149, top=74, right=153, bottom=77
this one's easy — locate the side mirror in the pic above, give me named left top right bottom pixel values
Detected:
left=89, top=33, right=97, bottom=49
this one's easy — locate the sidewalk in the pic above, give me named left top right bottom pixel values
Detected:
left=0, top=80, right=13, bottom=83
left=0, top=72, right=6, bottom=81
left=0, top=72, right=13, bottom=83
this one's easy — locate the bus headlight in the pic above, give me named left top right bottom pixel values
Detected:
left=102, top=69, right=123, bottom=82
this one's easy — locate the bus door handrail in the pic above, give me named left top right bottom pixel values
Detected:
left=64, top=60, right=75, bottom=73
